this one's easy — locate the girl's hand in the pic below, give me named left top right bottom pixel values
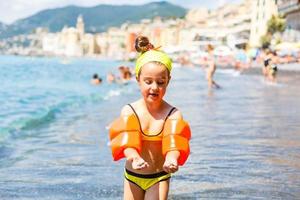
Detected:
left=130, top=157, right=149, bottom=170
left=163, top=151, right=179, bottom=173
left=124, top=148, right=149, bottom=170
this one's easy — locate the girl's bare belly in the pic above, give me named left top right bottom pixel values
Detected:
left=125, top=141, right=165, bottom=174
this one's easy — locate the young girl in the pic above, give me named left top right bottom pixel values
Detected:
left=109, top=36, right=191, bottom=199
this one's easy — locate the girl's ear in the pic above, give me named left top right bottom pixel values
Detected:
left=136, top=76, right=140, bottom=83
left=167, top=76, right=171, bottom=85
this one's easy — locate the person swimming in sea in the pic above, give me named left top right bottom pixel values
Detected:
left=91, top=73, right=102, bottom=85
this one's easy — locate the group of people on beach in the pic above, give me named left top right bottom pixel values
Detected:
left=91, top=42, right=286, bottom=89
left=91, top=65, right=133, bottom=85
left=203, top=45, right=280, bottom=87
left=175, top=42, right=300, bottom=87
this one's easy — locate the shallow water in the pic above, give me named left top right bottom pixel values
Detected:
left=0, top=55, right=300, bottom=199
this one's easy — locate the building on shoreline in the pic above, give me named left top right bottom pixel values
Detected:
left=114, top=0, right=279, bottom=55
left=278, top=0, right=300, bottom=30
left=250, top=0, right=278, bottom=47
left=1, top=0, right=291, bottom=58
left=42, top=15, right=100, bottom=57
left=277, top=0, right=300, bottom=42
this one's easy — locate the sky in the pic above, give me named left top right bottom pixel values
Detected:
left=0, top=0, right=243, bottom=24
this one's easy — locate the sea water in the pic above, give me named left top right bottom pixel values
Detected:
left=0, top=55, right=300, bottom=199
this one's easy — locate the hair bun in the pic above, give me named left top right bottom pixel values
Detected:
left=135, top=36, right=154, bottom=53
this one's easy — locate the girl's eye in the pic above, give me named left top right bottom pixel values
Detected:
left=145, top=80, right=152, bottom=84
left=157, top=81, right=165, bottom=85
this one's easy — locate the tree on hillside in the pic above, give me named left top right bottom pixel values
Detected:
left=267, top=15, right=286, bottom=34
left=260, top=15, right=286, bottom=48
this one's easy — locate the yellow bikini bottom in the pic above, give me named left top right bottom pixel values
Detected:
left=124, top=168, right=171, bottom=191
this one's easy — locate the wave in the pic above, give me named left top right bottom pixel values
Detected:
left=0, top=88, right=124, bottom=142
left=0, top=102, right=68, bottom=141
left=103, top=90, right=121, bottom=100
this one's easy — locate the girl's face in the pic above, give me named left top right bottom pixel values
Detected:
left=137, top=62, right=170, bottom=103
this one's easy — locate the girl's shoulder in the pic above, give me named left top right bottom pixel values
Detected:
left=167, top=106, right=183, bottom=120
left=120, top=100, right=140, bottom=116
left=120, top=105, right=134, bottom=116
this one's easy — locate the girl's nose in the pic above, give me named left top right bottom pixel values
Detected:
left=151, top=82, right=159, bottom=90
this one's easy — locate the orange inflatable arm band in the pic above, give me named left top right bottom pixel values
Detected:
left=162, top=119, right=191, bottom=165
left=109, top=114, right=141, bottom=161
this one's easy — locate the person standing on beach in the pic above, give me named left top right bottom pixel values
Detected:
left=205, top=44, right=220, bottom=89
left=109, top=36, right=191, bottom=199
left=263, top=50, right=278, bottom=83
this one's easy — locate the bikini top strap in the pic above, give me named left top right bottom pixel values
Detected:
left=127, top=104, right=138, bottom=117
left=127, top=104, right=177, bottom=136
left=165, top=107, right=176, bottom=121
left=128, top=104, right=176, bottom=121
left=127, top=104, right=143, bottom=132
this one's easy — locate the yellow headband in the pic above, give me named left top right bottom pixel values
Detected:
left=135, top=50, right=172, bottom=77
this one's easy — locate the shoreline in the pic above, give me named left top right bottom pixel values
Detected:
left=218, top=62, right=300, bottom=84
